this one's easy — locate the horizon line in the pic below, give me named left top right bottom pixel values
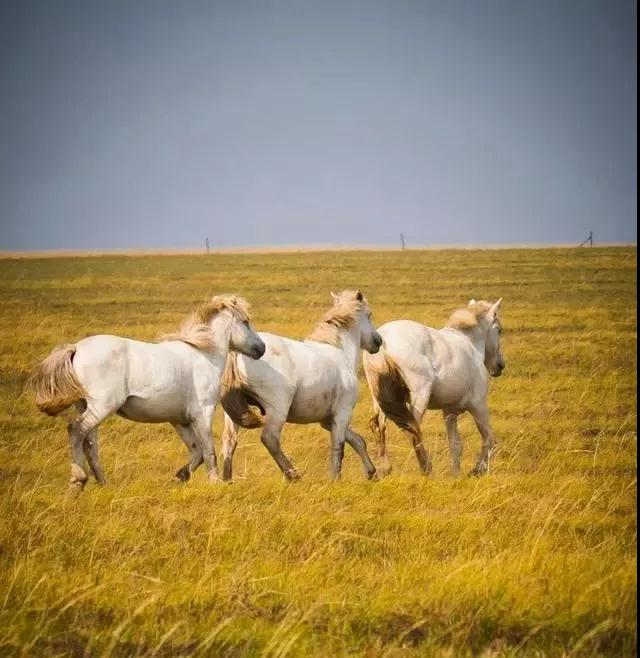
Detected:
left=0, top=241, right=636, bottom=259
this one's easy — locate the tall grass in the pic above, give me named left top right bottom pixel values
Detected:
left=0, top=248, right=636, bottom=657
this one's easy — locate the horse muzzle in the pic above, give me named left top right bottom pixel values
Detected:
left=250, top=341, right=266, bottom=360
left=367, top=334, right=383, bottom=354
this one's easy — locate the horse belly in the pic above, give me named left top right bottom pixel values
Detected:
left=428, top=378, right=469, bottom=411
left=287, top=388, right=334, bottom=424
left=118, top=393, right=189, bottom=424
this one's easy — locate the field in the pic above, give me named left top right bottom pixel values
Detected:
left=0, top=247, right=636, bottom=657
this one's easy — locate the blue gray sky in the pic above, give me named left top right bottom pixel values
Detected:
left=0, top=0, right=636, bottom=250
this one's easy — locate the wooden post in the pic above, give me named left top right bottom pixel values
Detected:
left=579, top=231, right=594, bottom=248
left=205, top=237, right=210, bottom=255
left=400, top=233, right=405, bottom=250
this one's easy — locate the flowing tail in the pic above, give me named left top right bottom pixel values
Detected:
left=220, top=354, right=264, bottom=429
left=29, top=343, right=86, bottom=416
left=365, top=351, right=420, bottom=438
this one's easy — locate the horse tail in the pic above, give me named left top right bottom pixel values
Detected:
left=365, top=351, right=420, bottom=438
left=221, top=354, right=264, bottom=429
left=28, top=343, right=86, bottom=416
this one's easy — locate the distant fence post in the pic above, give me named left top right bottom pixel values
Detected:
left=579, top=231, right=594, bottom=248
left=205, top=237, right=210, bottom=255
left=400, top=233, right=405, bottom=250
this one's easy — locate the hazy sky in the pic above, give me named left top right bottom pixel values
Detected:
left=1, top=0, right=636, bottom=250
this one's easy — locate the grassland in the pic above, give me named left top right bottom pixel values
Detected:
left=0, top=247, right=636, bottom=657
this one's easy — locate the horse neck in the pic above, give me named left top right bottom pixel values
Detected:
left=337, top=325, right=361, bottom=370
left=462, top=326, right=487, bottom=359
left=207, top=315, right=232, bottom=364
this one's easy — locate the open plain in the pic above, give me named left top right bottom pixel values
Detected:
left=0, top=247, right=636, bottom=657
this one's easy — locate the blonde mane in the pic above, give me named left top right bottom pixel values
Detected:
left=446, top=300, right=493, bottom=331
left=159, top=295, right=251, bottom=350
left=306, top=291, right=366, bottom=347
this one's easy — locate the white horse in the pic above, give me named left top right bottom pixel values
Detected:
left=220, top=290, right=383, bottom=481
left=363, top=299, right=504, bottom=477
left=29, top=295, right=266, bottom=487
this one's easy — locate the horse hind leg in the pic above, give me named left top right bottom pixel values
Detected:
left=221, top=414, right=239, bottom=482
left=407, top=388, right=432, bottom=476
left=68, top=402, right=113, bottom=488
left=73, top=403, right=107, bottom=485
left=82, top=429, right=106, bottom=484
left=369, top=404, right=391, bottom=476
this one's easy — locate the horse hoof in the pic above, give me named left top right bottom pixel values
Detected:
left=174, top=463, right=194, bottom=482
left=69, top=464, right=88, bottom=489
left=469, top=465, right=487, bottom=477
left=285, top=470, right=301, bottom=482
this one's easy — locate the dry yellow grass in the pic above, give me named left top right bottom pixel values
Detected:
left=0, top=247, right=636, bottom=657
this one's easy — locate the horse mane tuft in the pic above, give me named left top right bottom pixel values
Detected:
left=306, top=290, right=367, bottom=347
left=446, top=301, right=492, bottom=330
left=159, top=295, right=251, bottom=351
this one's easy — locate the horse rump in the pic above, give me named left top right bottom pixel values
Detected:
left=366, top=352, right=420, bottom=438
left=28, top=343, right=86, bottom=416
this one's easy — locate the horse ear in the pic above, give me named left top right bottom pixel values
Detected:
left=355, top=290, right=363, bottom=302
left=488, top=298, right=503, bottom=320
left=468, top=299, right=476, bottom=306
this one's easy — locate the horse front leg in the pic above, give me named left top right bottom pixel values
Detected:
left=344, top=428, right=377, bottom=480
left=443, top=412, right=463, bottom=475
left=260, top=415, right=299, bottom=481
left=172, top=423, right=204, bottom=482
left=191, top=406, right=222, bottom=483
left=468, top=403, right=497, bottom=476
